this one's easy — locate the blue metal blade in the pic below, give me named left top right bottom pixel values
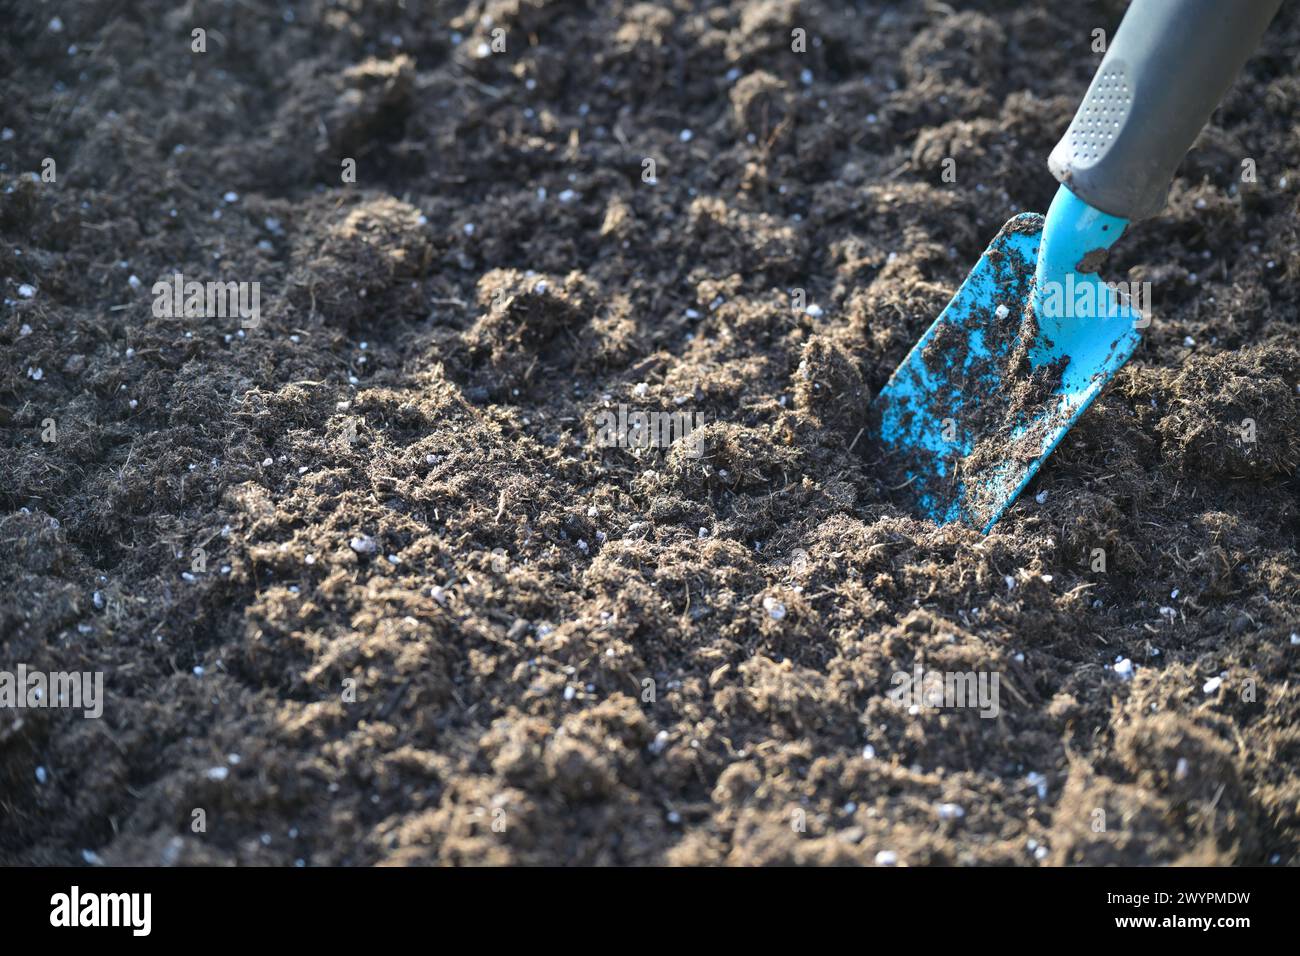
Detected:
left=875, top=185, right=1143, bottom=532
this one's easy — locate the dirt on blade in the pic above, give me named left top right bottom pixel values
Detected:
left=1, top=1, right=1298, bottom=867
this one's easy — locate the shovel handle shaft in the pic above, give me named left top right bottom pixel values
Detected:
left=1048, top=0, right=1281, bottom=220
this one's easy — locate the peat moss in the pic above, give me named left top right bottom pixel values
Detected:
left=1, top=0, right=1298, bottom=867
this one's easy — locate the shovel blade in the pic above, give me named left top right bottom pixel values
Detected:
left=875, top=188, right=1142, bottom=532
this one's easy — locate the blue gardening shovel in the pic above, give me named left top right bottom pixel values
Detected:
left=875, top=0, right=1280, bottom=532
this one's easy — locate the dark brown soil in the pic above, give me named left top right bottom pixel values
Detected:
left=2, top=1, right=1298, bottom=866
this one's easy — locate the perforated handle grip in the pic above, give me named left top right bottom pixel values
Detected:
left=1048, top=0, right=1281, bottom=221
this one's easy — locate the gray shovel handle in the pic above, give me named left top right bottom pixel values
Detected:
left=1048, top=0, right=1281, bottom=221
